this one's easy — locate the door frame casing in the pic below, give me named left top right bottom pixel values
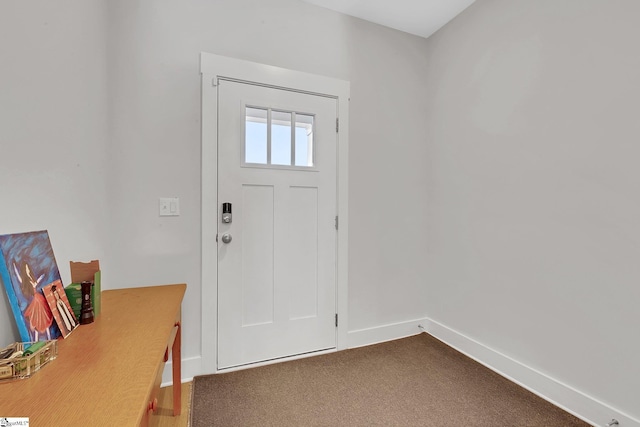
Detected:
left=200, top=52, right=350, bottom=374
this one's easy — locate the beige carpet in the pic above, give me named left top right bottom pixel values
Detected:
left=191, top=334, right=589, bottom=426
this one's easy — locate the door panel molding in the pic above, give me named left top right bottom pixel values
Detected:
left=200, top=52, right=350, bottom=374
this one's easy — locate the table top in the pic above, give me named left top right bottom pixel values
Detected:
left=0, top=283, right=186, bottom=426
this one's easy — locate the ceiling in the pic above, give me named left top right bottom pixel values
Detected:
left=302, top=0, right=476, bottom=39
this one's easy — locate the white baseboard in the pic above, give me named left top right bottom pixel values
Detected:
left=161, top=355, right=202, bottom=387
left=425, top=318, right=640, bottom=427
left=347, top=317, right=427, bottom=349
left=159, top=317, right=639, bottom=427
left=159, top=319, right=426, bottom=385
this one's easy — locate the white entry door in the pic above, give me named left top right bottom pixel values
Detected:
left=217, top=79, right=338, bottom=369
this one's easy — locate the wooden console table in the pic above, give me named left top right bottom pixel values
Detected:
left=0, top=283, right=186, bottom=426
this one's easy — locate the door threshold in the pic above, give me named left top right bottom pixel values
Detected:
left=217, top=347, right=336, bottom=373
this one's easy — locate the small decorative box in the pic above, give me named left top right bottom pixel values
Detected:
left=0, top=340, right=58, bottom=382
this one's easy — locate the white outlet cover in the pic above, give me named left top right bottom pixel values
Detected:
left=159, top=197, right=180, bottom=216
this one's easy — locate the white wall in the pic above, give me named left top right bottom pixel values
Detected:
left=0, top=0, right=429, bottom=372
left=424, top=0, right=640, bottom=422
left=106, top=0, right=431, bottom=367
left=0, top=1, right=109, bottom=345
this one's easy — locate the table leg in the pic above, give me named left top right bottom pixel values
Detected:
left=172, top=314, right=182, bottom=416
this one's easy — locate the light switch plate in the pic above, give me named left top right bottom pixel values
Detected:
left=159, top=197, right=180, bottom=216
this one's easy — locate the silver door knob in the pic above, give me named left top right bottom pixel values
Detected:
left=221, top=233, right=232, bottom=244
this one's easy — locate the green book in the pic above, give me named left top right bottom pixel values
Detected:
left=64, top=283, right=82, bottom=321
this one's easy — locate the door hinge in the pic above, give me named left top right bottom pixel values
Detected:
left=335, top=313, right=338, bottom=327
left=334, top=216, right=339, bottom=230
left=336, top=118, right=339, bottom=133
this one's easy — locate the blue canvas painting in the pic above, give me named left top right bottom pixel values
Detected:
left=0, top=230, right=62, bottom=341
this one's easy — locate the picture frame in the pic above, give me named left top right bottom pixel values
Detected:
left=43, top=280, right=78, bottom=338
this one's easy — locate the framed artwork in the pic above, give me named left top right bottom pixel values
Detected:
left=43, top=280, right=78, bottom=338
left=0, top=230, right=62, bottom=341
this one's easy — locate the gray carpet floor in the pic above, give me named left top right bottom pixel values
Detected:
left=191, top=333, right=590, bottom=426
